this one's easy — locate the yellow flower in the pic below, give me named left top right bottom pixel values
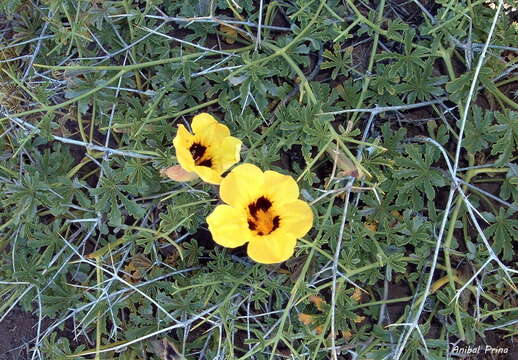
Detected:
left=173, top=113, right=241, bottom=184
left=206, top=164, right=313, bottom=264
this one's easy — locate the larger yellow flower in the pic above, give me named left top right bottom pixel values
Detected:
left=206, top=164, right=313, bottom=264
left=173, top=113, right=241, bottom=184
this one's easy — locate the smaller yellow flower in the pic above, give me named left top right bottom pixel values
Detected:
left=206, top=164, right=313, bottom=264
left=173, top=113, right=241, bottom=185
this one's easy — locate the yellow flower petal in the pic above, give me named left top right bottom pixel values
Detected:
left=276, top=200, right=313, bottom=238
left=173, top=114, right=241, bottom=184
left=173, top=124, right=194, bottom=149
left=194, top=123, right=230, bottom=148
left=207, top=205, right=250, bottom=248
left=220, top=164, right=264, bottom=208
left=193, top=165, right=223, bottom=185
left=191, top=113, right=217, bottom=134
left=263, top=170, right=300, bottom=204
left=247, top=233, right=296, bottom=264
left=218, top=136, right=242, bottom=170
left=207, top=165, right=314, bottom=264
left=192, top=114, right=230, bottom=146
left=200, top=122, right=231, bottom=144
left=175, top=144, right=195, bottom=172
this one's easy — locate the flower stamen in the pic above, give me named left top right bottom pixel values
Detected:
left=247, top=196, right=280, bottom=236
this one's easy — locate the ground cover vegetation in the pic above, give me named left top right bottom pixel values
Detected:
left=0, top=0, right=517, bottom=359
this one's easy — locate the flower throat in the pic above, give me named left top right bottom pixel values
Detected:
left=247, top=196, right=280, bottom=236
left=189, top=142, right=212, bottom=168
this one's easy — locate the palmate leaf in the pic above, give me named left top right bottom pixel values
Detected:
left=446, top=67, right=498, bottom=103
left=169, top=77, right=207, bottom=108
left=120, top=158, right=159, bottom=195
left=89, top=165, right=145, bottom=226
left=205, top=72, right=235, bottom=102
left=335, top=78, right=363, bottom=109
left=158, top=193, right=208, bottom=234
left=380, top=122, right=407, bottom=157
left=394, top=210, right=432, bottom=248
left=482, top=208, right=518, bottom=261
left=321, top=43, right=352, bottom=80
left=41, top=333, right=86, bottom=360
left=371, top=63, right=400, bottom=96
left=395, top=144, right=446, bottom=208
left=461, top=105, right=497, bottom=153
left=397, top=60, right=448, bottom=103
left=377, top=29, right=429, bottom=80
left=490, top=110, right=518, bottom=165
left=217, top=0, right=255, bottom=12
left=500, top=164, right=518, bottom=202
left=3, top=172, right=54, bottom=221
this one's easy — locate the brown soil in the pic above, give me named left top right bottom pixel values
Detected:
left=0, top=308, right=48, bottom=360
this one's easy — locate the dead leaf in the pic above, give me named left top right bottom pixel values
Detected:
left=364, top=220, right=378, bottom=232
left=160, top=165, right=198, bottom=182
left=342, top=330, right=353, bottom=340
left=123, top=254, right=152, bottom=283
left=353, top=315, right=365, bottom=323
left=151, top=338, right=183, bottom=360
left=219, top=24, right=238, bottom=44
left=326, top=148, right=363, bottom=179
left=391, top=210, right=402, bottom=218
left=284, top=255, right=311, bottom=282
left=298, top=313, right=316, bottom=325
left=309, top=295, right=326, bottom=311
left=351, top=287, right=363, bottom=303
left=165, top=251, right=181, bottom=266
left=315, top=325, right=324, bottom=335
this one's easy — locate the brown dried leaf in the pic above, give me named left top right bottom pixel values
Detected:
left=160, top=165, right=198, bottom=182
left=308, top=295, right=326, bottom=311
left=219, top=24, right=238, bottom=44
left=123, top=254, right=152, bottom=283
left=298, top=313, right=316, bottom=326
left=151, top=338, right=183, bottom=360
left=353, top=315, right=365, bottom=323
left=326, top=148, right=363, bottom=179
left=342, top=330, right=353, bottom=340
left=315, top=325, right=324, bottom=335
left=363, top=220, right=378, bottom=232
left=351, top=287, right=363, bottom=303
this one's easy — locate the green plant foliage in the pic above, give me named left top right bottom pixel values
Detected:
left=482, top=208, right=518, bottom=261
left=0, top=0, right=517, bottom=359
left=395, top=144, right=445, bottom=208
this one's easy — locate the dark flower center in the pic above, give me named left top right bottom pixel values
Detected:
left=247, top=196, right=280, bottom=236
left=189, top=142, right=213, bottom=168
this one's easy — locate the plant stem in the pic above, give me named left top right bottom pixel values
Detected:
left=95, top=257, right=102, bottom=360
left=349, top=0, right=386, bottom=126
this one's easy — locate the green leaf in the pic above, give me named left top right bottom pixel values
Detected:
left=461, top=106, right=497, bottom=153
left=395, top=144, right=445, bottom=208
left=490, top=110, right=518, bottom=165
left=482, top=208, right=518, bottom=261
